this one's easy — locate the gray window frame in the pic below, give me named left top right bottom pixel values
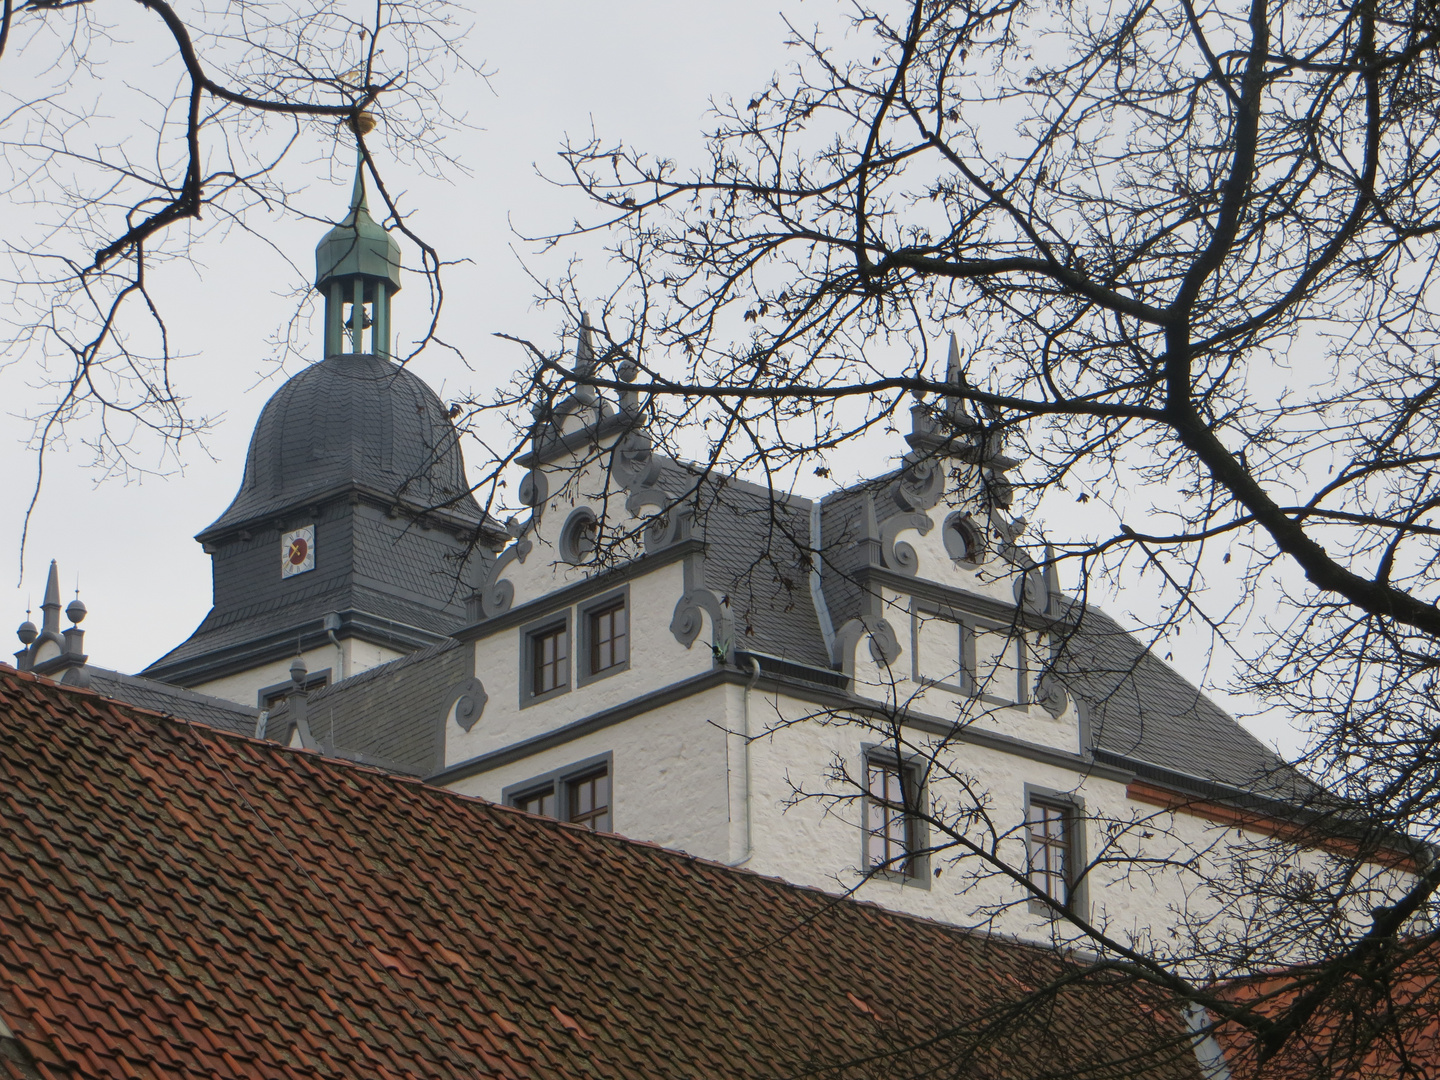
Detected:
left=859, top=744, right=931, bottom=889
left=910, top=601, right=967, bottom=696
left=519, top=610, right=572, bottom=708
left=501, top=751, right=615, bottom=830
left=257, top=668, right=331, bottom=709
left=577, top=585, right=631, bottom=687
left=1024, top=784, right=1088, bottom=918
left=911, top=598, right=1029, bottom=706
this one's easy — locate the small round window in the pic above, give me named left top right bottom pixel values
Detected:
left=943, top=512, right=987, bottom=564
left=558, top=507, right=599, bottom=564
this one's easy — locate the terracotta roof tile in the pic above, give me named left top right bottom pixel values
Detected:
left=0, top=663, right=1202, bottom=1080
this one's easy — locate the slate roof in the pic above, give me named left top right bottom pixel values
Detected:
left=1054, top=607, right=1308, bottom=800
left=0, top=664, right=1204, bottom=1080
left=203, top=353, right=480, bottom=539
left=55, top=666, right=259, bottom=735
left=145, top=580, right=460, bottom=677
left=670, top=469, right=1300, bottom=798
left=267, top=639, right=469, bottom=775
left=671, top=467, right=830, bottom=667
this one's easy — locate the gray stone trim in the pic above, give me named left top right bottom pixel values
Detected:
left=941, top=511, right=987, bottom=566
left=519, top=609, right=572, bottom=709
left=517, top=411, right=636, bottom=468
left=669, top=587, right=733, bottom=663
left=878, top=511, right=931, bottom=575
left=501, top=751, right=615, bottom=828
left=256, top=669, right=332, bottom=710
left=1024, top=782, right=1089, bottom=920
left=455, top=538, right=701, bottom=641
left=859, top=742, right=932, bottom=889
left=859, top=565, right=1072, bottom=634
left=577, top=586, right=630, bottom=687
left=428, top=666, right=1134, bottom=788
left=909, top=596, right=1027, bottom=708
left=558, top=506, right=599, bottom=564
left=832, top=616, right=902, bottom=675
left=477, top=538, right=533, bottom=619
left=445, top=677, right=488, bottom=732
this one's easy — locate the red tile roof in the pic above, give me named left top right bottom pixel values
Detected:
left=1213, top=947, right=1440, bottom=1080
left=0, top=665, right=1204, bottom=1080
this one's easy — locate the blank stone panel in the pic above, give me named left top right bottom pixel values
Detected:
left=914, top=610, right=964, bottom=689
left=972, top=626, right=1022, bottom=704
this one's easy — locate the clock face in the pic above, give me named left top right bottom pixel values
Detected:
left=280, top=525, right=315, bottom=578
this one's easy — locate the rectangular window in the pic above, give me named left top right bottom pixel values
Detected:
left=864, top=759, right=919, bottom=879
left=588, top=599, right=627, bottom=675
left=531, top=624, right=568, bottom=697
left=1028, top=797, right=1073, bottom=905
left=512, top=785, right=556, bottom=818
left=568, top=769, right=610, bottom=832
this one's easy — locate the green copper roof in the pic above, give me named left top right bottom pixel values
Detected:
left=315, top=161, right=402, bottom=292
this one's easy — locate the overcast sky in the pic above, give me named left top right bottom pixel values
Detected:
left=0, top=0, right=1298, bottom=755
left=1, top=1, right=793, bottom=667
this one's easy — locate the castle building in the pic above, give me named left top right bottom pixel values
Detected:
left=13, top=161, right=1406, bottom=949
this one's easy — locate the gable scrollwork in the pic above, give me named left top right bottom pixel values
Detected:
left=478, top=538, right=533, bottom=619
left=890, top=454, right=946, bottom=513
left=446, top=677, right=489, bottom=732
left=832, top=616, right=902, bottom=675
left=518, top=468, right=549, bottom=508
left=610, top=430, right=661, bottom=493
left=879, top=512, right=932, bottom=576
left=1034, top=673, right=1069, bottom=719
left=670, top=587, right=734, bottom=663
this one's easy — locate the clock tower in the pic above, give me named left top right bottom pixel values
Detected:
left=142, top=158, right=507, bottom=706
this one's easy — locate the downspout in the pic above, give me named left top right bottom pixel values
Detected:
left=809, top=500, right=837, bottom=664
left=1183, top=1003, right=1233, bottom=1080
left=323, top=612, right=346, bottom=682
left=727, top=655, right=763, bottom=867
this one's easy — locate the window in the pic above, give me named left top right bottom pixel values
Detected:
left=503, top=754, right=614, bottom=832
left=588, top=599, right=627, bottom=674
left=567, top=769, right=611, bottom=831
left=577, top=587, right=630, bottom=686
left=513, top=786, right=556, bottom=818
left=1025, top=789, right=1085, bottom=914
left=530, top=623, right=568, bottom=698
left=863, top=756, right=924, bottom=881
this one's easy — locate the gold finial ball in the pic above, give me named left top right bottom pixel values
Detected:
left=349, top=110, right=377, bottom=136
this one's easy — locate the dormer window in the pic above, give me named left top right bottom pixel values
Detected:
left=533, top=624, right=568, bottom=696
left=577, top=587, right=631, bottom=686
left=588, top=600, right=627, bottom=674
left=521, top=611, right=572, bottom=707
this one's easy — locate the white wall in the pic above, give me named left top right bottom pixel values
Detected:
left=451, top=558, right=712, bottom=766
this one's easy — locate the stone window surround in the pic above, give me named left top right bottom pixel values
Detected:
left=1024, top=783, right=1088, bottom=919
left=518, top=588, right=632, bottom=707
left=519, top=610, right=572, bottom=709
left=909, top=597, right=1030, bottom=707
left=859, top=743, right=931, bottom=890
left=501, top=751, right=615, bottom=830
left=576, top=586, right=630, bottom=688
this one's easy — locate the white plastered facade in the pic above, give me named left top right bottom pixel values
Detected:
left=433, top=397, right=1408, bottom=951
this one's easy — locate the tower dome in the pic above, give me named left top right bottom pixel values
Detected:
left=199, top=353, right=480, bottom=539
